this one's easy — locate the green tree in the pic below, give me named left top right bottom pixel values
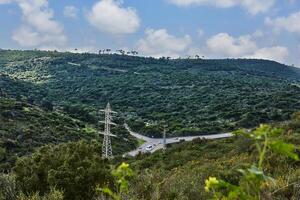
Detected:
left=13, top=141, right=112, bottom=200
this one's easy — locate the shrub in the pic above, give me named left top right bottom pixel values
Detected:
left=13, top=141, right=112, bottom=200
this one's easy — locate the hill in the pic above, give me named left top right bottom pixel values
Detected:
left=124, top=114, right=300, bottom=199
left=1, top=50, right=300, bottom=137
left=0, top=97, right=137, bottom=171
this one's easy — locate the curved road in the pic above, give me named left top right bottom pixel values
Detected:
left=124, top=124, right=233, bottom=156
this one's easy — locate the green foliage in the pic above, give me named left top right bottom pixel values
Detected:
left=17, top=188, right=64, bottom=200
left=0, top=173, right=18, bottom=200
left=126, top=118, right=300, bottom=200
left=270, top=140, right=299, bottom=161
left=1, top=50, right=300, bottom=137
left=13, top=141, right=112, bottom=200
left=1, top=50, right=300, bottom=199
left=205, top=125, right=299, bottom=200
left=97, top=162, right=133, bottom=200
left=0, top=97, right=138, bottom=171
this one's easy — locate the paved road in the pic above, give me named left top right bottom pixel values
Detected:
left=124, top=124, right=233, bottom=156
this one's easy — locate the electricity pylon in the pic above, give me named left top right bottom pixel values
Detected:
left=99, top=103, right=117, bottom=159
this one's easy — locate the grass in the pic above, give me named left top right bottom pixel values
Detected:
left=137, top=138, right=146, bottom=146
left=82, top=126, right=97, bottom=135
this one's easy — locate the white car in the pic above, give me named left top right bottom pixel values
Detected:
left=145, top=145, right=153, bottom=151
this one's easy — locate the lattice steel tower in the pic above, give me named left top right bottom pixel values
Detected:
left=99, top=103, right=116, bottom=159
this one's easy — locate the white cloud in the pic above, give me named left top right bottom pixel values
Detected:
left=265, top=11, right=300, bottom=35
left=168, top=0, right=275, bottom=15
left=87, top=0, right=140, bottom=35
left=136, top=30, right=288, bottom=63
left=12, top=26, right=66, bottom=47
left=206, top=33, right=257, bottom=57
left=1, top=0, right=67, bottom=47
left=245, top=46, right=289, bottom=63
left=17, top=0, right=63, bottom=35
left=0, top=0, right=13, bottom=4
left=63, top=5, right=78, bottom=19
left=137, top=28, right=192, bottom=57
left=202, top=32, right=288, bottom=63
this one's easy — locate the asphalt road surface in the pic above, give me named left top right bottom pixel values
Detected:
left=124, top=124, right=233, bottom=157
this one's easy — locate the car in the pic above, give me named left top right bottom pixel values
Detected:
left=145, top=145, right=153, bottom=151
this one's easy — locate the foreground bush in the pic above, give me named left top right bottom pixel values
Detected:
left=17, top=188, right=63, bottom=200
left=205, top=125, right=299, bottom=200
left=13, top=141, right=112, bottom=200
left=0, top=173, right=18, bottom=200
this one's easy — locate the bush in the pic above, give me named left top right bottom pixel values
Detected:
left=0, top=173, right=18, bottom=200
left=17, top=188, right=64, bottom=200
left=13, top=141, right=112, bottom=200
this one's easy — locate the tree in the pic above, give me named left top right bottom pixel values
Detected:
left=41, top=99, right=53, bottom=111
left=13, top=141, right=112, bottom=200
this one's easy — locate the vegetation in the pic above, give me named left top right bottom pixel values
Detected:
left=0, top=50, right=300, bottom=199
left=0, top=97, right=137, bottom=171
left=97, top=162, right=134, bottom=200
left=1, top=50, right=300, bottom=137
left=13, top=141, right=112, bottom=200
left=204, top=125, right=298, bottom=200
left=123, top=113, right=300, bottom=199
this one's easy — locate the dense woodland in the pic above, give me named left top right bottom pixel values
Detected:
left=0, top=97, right=137, bottom=171
left=0, top=108, right=299, bottom=199
left=0, top=50, right=300, bottom=137
left=0, top=50, right=299, bottom=199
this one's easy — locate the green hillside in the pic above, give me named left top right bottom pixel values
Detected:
left=1, top=50, right=300, bottom=137
left=124, top=114, right=300, bottom=200
left=0, top=97, right=137, bottom=171
left=0, top=50, right=299, bottom=200
left=1, top=111, right=299, bottom=200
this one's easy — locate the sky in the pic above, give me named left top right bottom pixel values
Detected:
left=0, top=0, right=300, bottom=66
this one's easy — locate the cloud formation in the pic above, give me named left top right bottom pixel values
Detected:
left=12, top=26, right=66, bottom=47
left=265, top=11, right=300, bottom=35
left=206, top=33, right=257, bottom=57
left=203, top=32, right=288, bottom=63
left=1, top=0, right=67, bottom=47
left=87, top=0, right=140, bottom=35
left=137, top=28, right=192, bottom=57
left=246, top=46, right=289, bottom=63
left=168, top=0, right=275, bottom=15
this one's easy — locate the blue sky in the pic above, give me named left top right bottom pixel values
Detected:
left=0, top=0, right=300, bottom=66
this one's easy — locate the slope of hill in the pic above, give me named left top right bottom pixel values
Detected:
left=125, top=115, right=300, bottom=200
left=1, top=50, right=300, bottom=137
left=0, top=97, right=137, bottom=171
